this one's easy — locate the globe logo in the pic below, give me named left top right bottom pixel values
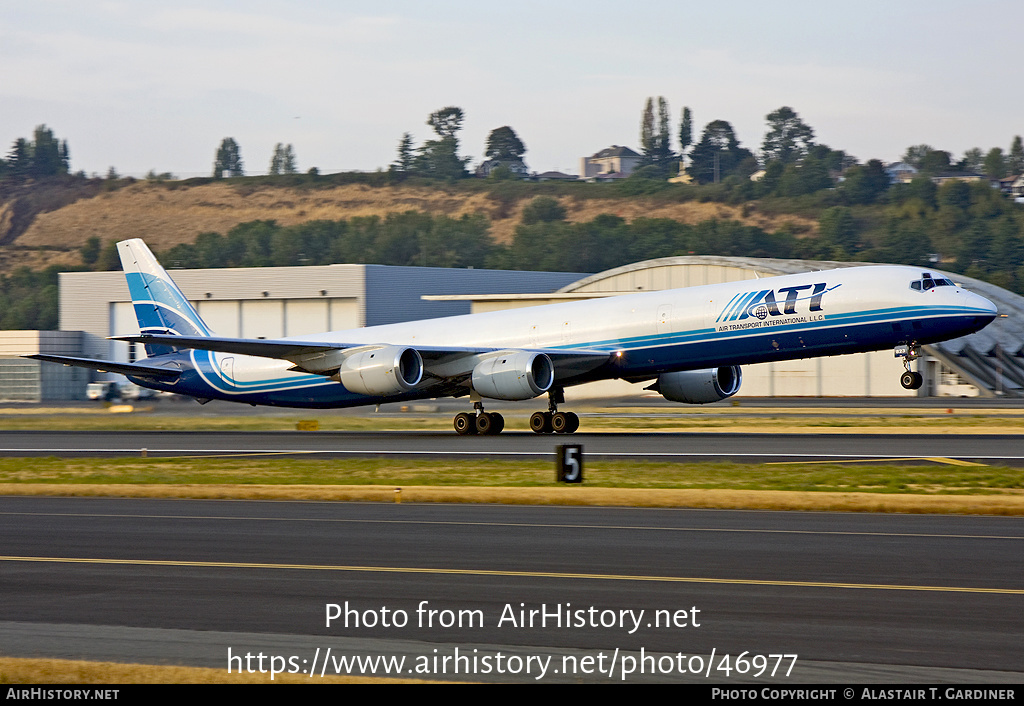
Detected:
left=754, top=305, right=769, bottom=320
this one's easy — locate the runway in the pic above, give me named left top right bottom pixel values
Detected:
left=2, top=429, right=1024, bottom=465
left=1, top=496, right=1022, bottom=683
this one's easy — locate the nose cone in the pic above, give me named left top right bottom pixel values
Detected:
left=962, top=290, right=998, bottom=329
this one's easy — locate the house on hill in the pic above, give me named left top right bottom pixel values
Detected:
left=475, top=158, right=529, bottom=178
left=580, top=145, right=641, bottom=180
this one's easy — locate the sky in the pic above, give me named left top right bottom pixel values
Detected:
left=2, top=0, right=1022, bottom=178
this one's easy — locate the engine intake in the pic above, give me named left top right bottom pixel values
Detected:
left=472, top=351, right=554, bottom=401
left=336, top=345, right=423, bottom=396
left=651, top=366, right=742, bottom=404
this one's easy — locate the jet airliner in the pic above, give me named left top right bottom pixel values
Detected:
left=30, top=239, right=998, bottom=434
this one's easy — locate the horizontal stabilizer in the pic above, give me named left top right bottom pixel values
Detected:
left=25, top=354, right=182, bottom=381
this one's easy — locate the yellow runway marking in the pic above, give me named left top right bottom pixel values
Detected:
left=767, top=456, right=988, bottom=467
left=3, top=556, right=1020, bottom=595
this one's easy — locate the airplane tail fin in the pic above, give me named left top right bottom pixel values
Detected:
left=117, top=238, right=211, bottom=356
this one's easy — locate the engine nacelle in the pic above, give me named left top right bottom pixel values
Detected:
left=336, top=345, right=423, bottom=396
left=472, top=351, right=554, bottom=401
left=652, top=366, right=742, bottom=404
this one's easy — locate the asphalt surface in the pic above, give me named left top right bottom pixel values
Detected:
left=1, top=429, right=1023, bottom=465
left=2, top=497, right=1022, bottom=683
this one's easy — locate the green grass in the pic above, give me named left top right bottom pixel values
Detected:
left=1, top=456, right=1020, bottom=494
left=2, top=411, right=1023, bottom=433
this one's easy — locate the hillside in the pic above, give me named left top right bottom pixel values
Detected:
left=0, top=179, right=818, bottom=274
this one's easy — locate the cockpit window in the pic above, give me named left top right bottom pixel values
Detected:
left=910, top=273, right=956, bottom=292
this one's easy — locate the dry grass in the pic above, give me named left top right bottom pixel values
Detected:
left=2, top=483, right=1022, bottom=515
left=14, top=182, right=818, bottom=254
left=0, top=657, right=431, bottom=684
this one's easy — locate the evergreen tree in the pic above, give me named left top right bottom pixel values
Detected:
left=484, top=126, right=526, bottom=160
left=678, top=107, right=693, bottom=161
left=269, top=143, right=284, bottom=175
left=654, top=97, right=673, bottom=169
left=392, top=133, right=415, bottom=173
left=213, top=138, right=243, bottom=178
left=639, top=98, right=655, bottom=166
left=268, top=143, right=297, bottom=175
left=415, top=107, right=468, bottom=178
left=1009, top=136, right=1024, bottom=176
left=687, top=120, right=754, bottom=184
left=984, top=148, right=1006, bottom=179
left=281, top=144, right=297, bottom=174
left=761, top=107, right=814, bottom=165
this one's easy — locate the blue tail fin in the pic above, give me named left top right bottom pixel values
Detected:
left=117, top=239, right=211, bottom=356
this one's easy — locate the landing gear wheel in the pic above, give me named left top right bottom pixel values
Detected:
left=551, top=411, right=579, bottom=434
left=454, top=412, right=477, bottom=435
left=900, top=371, right=923, bottom=390
left=476, top=412, right=504, bottom=435
left=530, top=411, right=553, bottom=434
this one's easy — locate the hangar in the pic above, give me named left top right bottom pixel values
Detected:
left=427, top=256, right=1024, bottom=399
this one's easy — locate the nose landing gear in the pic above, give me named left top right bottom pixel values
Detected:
left=895, top=343, right=924, bottom=390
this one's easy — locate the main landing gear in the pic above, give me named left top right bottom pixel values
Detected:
left=895, top=343, right=924, bottom=390
left=529, top=388, right=579, bottom=435
left=453, top=397, right=505, bottom=436
left=451, top=388, right=581, bottom=435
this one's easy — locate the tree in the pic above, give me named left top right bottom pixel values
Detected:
left=918, top=149, right=952, bottom=175
left=840, top=159, right=889, bottom=205
left=686, top=120, right=754, bottom=184
left=5, top=138, right=31, bottom=180
left=984, top=148, right=1007, bottom=179
left=392, top=133, right=415, bottom=173
left=640, top=98, right=655, bottom=165
left=521, top=196, right=566, bottom=225
left=213, top=138, right=243, bottom=178
left=1009, top=136, right=1024, bottom=176
left=678, top=107, right=692, bottom=160
left=269, top=143, right=297, bottom=175
left=654, top=97, right=673, bottom=169
left=30, top=125, right=68, bottom=179
left=485, top=126, right=526, bottom=160
left=415, top=107, right=468, bottom=179
left=960, top=148, right=984, bottom=173
left=639, top=97, right=673, bottom=172
left=902, top=144, right=933, bottom=169
left=761, top=107, right=814, bottom=165
left=427, top=107, right=464, bottom=140
left=2, top=126, right=70, bottom=182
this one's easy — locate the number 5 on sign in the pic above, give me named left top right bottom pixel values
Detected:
left=557, top=444, right=583, bottom=483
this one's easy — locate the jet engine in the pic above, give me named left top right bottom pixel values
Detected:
left=336, top=345, right=423, bottom=396
left=471, top=351, right=554, bottom=400
left=650, top=366, right=742, bottom=404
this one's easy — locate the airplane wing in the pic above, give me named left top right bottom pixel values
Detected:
left=112, top=333, right=612, bottom=380
left=25, top=354, right=182, bottom=381
left=111, top=334, right=338, bottom=359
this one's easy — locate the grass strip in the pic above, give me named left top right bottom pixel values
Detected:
left=0, top=657, right=427, bottom=684
left=1, top=457, right=1021, bottom=514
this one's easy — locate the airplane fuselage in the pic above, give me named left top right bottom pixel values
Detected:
left=128, top=265, right=997, bottom=408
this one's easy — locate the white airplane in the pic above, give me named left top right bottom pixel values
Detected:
left=30, top=239, right=997, bottom=434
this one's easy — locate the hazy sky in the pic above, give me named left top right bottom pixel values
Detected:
left=2, top=1, right=1022, bottom=178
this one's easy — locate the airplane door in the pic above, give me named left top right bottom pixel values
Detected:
left=219, top=356, right=235, bottom=388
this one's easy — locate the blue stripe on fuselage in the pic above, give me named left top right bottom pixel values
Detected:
left=132, top=303, right=993, bottom=408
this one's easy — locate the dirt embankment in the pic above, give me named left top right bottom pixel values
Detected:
left=6, top=181, right=818, bottom=266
